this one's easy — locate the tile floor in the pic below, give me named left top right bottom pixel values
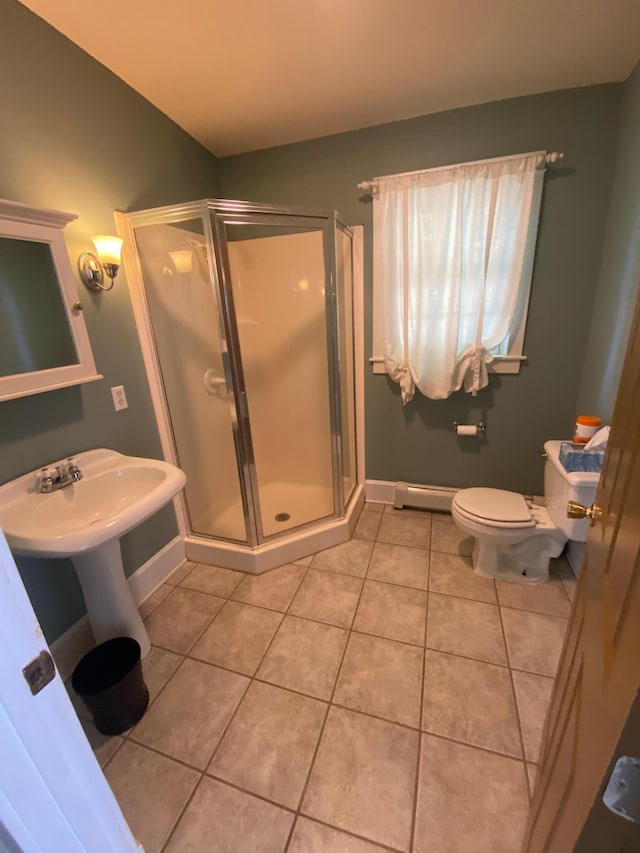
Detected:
left=71, top=503, right=576, bottom=853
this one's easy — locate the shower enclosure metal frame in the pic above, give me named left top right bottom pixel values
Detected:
left=117, top=199, right=364, bottom=569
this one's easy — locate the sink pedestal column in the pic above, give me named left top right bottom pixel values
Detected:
left=72, top=539, right=151, bottom=658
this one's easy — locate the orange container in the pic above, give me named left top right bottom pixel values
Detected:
left=573, top=415, right=602, bottom=444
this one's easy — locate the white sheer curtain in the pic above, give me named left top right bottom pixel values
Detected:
left=373, top=152, right=545, bottom=403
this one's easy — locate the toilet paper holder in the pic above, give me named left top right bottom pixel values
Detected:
left=453, top=421, right=487, bottom=433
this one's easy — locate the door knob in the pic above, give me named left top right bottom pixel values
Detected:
left=567, top=500, right=603, bottom=520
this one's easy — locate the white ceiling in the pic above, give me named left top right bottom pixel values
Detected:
left=20, top=0, right=640, bottom=156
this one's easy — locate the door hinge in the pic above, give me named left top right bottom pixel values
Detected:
left=603, top=756, right=640, bottom=824
left=22, top=650, right=56, bottom=696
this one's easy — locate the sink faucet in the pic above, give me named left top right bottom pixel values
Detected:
left=39, top=458, right=83, bottom=493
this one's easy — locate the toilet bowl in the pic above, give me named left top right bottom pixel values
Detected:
left=451, top=440, right=601, bottom=584
left=452, top=488, right=565, bottom=583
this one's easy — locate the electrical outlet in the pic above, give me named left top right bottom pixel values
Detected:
left=111, top=385, right=128, bottom=412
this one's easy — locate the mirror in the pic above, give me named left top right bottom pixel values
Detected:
left=0, top=199, right=102, bottom=402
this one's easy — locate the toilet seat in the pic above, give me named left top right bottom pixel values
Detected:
left=453, top=488, right=535, bottom=530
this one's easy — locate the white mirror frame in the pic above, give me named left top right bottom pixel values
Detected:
left=0, top=199, right=102, bottom=402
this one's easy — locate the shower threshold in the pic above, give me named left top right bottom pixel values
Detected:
left=184, top=484, right=364, bottom=573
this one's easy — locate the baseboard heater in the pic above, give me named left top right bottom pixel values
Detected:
left=393, top=481, right=458, bottom=513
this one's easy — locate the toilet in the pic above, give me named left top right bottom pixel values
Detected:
left=451, top=440, right=601, bottom=583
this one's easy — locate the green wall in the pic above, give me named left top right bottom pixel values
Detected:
left=0, top=0, right=633, bottom=645
left=577, top=63, right=640, bottom=419
left=0, top=0, right=220, bottom=643
left=219, top=86, right=621, bottom=495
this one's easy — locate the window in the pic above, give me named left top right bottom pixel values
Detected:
left=370, top=152, right=546, bottom=403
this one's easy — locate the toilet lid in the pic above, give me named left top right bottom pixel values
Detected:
left=454, top=488, right=533, bottom=524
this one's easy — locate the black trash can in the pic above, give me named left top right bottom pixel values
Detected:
left=72, top=637, right=149, bottom=735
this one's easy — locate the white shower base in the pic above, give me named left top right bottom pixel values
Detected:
left=194, top=479, right=336, bottom=541
left=185, top=482, right=364, bottom=573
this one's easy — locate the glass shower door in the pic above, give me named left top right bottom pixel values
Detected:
left=219, top=215, right=339, bottom=538
left=132, top=217, right=248, bottom=542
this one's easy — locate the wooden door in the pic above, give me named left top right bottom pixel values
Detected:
left=524, top=282, right=640, bottom=853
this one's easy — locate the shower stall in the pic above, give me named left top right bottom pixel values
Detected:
left=119, top=200, right=362, bottom=572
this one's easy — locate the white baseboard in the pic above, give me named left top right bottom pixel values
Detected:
left=364, top=479, right=396, bottom=505
left=50, top=615, right=94, bottom=684
left=566, top=541, right=584, bottom=576
left=50, top=536, right=185, bottom=680
left=127, top=536, right=186, bottom=604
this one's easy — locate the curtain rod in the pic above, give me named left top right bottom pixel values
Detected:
left=357, top=150, right=564, bottom=193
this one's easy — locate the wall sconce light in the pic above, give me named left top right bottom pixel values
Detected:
left=79, top=235, right=124, bottom=292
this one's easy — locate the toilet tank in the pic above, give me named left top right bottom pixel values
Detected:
left=544, top=440, right=601, bottom=542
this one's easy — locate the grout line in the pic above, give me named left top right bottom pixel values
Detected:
left=496, top=597, right=531, bottom=800
left=251, top=672, right=337, bottom=704
left=105, top=741, right=206, bottom=853
left=158, top=556, right=570, bottom=622
left=160, top=772, right=205, bottom=852
left=108, top=530, right=558, bottom=849
left=112, top=671, right=530, bottom=799
left=103, top=650, right=188, bottom=747
left=98, top=551, right=313, bottom=846
left=153, top=561, right=312, bottom=849
left=124, top=735, right=207, bottom=775
left=301, top=565, right=432, bottom=600
left=138, top=585, right=173, bottom=620
left=149, top=632, right=558, bottom=683
left=409, top=732, right=426, bottom=853
left=202, top=770, right=299, bottom=814
left=297, top=563, right=370, bottom=582
left=171, top=569, right=311, bottom=613
left=291, top=815, right=402, bottom=852
left=499, top=604, right=569, bottom=624
left=376, top=537, right=431, bottom=552
left=97, top=735, right=124, bottom=772
left=419, top=729, right=530, bottom=766
left=315, top=697, right=418, bottom=731
left=409, top=593, right=428, bottom=851
left=167, top=559, right=316, bottom=852
left=509, top=666, right=555, bottom=680
left=179, top=573, right=571, bottom=621
left=152, top=578, right=328, bottom=853
left=423, top=643, right=510, bottom=669
left=181, top=556, right=312, bottom=684
left=179, top=573, right=245, bottom=599
left=426, top=586, right=497, bottom=605
left=283, top=537, right=377, bottom=852
left=163, top=559, right=195, bottom=586
left=495, top=598, right=571, bottom=618
left=144, top=584, right=228, bottom=657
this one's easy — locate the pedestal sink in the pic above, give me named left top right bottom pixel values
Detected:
left=0, top=449, right=186, bottom=658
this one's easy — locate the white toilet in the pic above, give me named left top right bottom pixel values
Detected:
left=451, top=440, right=601, bottom=584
